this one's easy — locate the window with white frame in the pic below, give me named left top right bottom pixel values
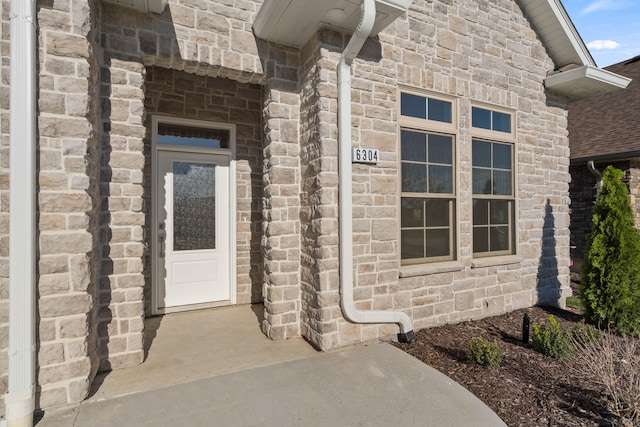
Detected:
left=471, top=105, right=516, bottom=257
left=399, top=91, right=456, bottom=264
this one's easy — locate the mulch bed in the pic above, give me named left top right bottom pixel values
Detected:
left=392, top=273, right=636, bottom=427
left=394, top=275, right=630, bottom=426
left=394, top=306, right=614, bottom=426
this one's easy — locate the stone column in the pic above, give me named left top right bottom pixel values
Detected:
left=261, top=45, right=302, bottom=340
left=97, top=52, right=147, bottom=370
left=33, top=0, right=101, bottom=408
left=298, top=33, right=341, bottom=350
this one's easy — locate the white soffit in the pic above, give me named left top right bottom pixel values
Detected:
left=253, top=0, right=412, bottom=48
left=516, top=0, right=594, bottom=67
left=544, top=65, right=631, bottom=99
left=102, top=0, right=167, bottom=14
left=515, top=0, right=630, bottom=98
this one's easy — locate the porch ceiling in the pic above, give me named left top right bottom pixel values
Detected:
left=252, top=0, right=412, bottom=49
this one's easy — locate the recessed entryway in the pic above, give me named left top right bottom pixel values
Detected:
left=152, top=117, right=237, bottom=314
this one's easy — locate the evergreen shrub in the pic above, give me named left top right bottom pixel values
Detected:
left=532, top=315, right=575, bottom=360
left=580, top=166, right=640, bottom=336
left=467, top=337, right=502, bottom=368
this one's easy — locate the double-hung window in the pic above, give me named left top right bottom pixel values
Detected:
left=471, top=105, right=515, bottom=257
left=399, top=91, right=456, bottom=265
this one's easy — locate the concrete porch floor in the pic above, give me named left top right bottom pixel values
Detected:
left=35, top=304, right=506, bottom=426
left=88, top=304, right=320, bottom=401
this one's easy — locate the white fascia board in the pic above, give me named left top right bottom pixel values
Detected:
left=545, top=0, right=594, bottom=66
left=544, top=65, right=631, bottom=99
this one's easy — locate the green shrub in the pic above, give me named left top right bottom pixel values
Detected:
left=532, top=315, right=575, bottom=360
left=467, top=337, right=502, bottom=368
left=565, top=296, right=583, bottom=312
left=581, top=166, right=640, bottom=336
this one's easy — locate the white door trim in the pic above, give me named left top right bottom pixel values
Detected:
left=151, top=115, right=237, bottom=315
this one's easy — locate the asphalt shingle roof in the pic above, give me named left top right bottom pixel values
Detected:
left=568, top=56, right=640, bottom=161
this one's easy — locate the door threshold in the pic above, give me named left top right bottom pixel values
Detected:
left=154, top=300, right=233, bottom=315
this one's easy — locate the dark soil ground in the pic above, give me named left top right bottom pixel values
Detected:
left=393, top=276, right=632, bottom=426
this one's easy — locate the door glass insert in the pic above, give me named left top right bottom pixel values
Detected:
left=173, top=161, right=216, bottom=251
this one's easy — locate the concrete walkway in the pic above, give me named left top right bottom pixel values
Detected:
left=36, top=306, right=506, bottom=427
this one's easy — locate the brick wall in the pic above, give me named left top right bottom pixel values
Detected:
left=568, top=163, right=598, bottom=263
left=569, top=160, right=640, bottom=264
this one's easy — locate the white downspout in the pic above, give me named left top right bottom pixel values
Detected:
left=587, top=160, right=602, bottom=195
left=6, top=0, right=37, bottom=423
left=338, top=0, right=415, bottom=343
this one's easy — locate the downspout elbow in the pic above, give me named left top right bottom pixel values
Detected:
left=337, top=0, right=415, bottom=344
left=587, top=160, right=602, bottom=194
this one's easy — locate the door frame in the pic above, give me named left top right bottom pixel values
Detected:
left=151, top=115, right=237, bottom=315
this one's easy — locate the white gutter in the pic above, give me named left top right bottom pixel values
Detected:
left=5, top=0, right=37, bottom=423
left=337, top=0, right=415, bottom=343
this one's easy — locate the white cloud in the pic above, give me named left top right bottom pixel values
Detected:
left=581, top=0, right=632, bottom=14
left=587, top=40, right=621, bottom=50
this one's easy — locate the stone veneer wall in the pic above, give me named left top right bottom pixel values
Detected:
left=298, top=31, right=341, bottom=350
left=387, top=0, right=571, bottom=328
left=0, top=0, right=579, bottom=411
left=629, top=161, right=640, bottom=228
left=0, top=0, right=10, bottom=413
left=260, top=53, right=303, bottom=341
left=5, top=0, right=103, bottom=410
left=292, top=0, right=573, bottom=349
left=98, top=0, right=303, bottom=364
left=142, top=67, right=264, bottom=310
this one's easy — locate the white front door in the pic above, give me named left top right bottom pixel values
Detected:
left=155, top=150, right=231, bottom=311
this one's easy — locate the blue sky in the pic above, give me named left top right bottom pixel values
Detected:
left=562, top=0, right=640, bottom=67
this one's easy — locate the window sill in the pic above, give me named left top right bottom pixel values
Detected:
left=471, top=255, right=522, bottom=269
left=399, top=262, right=465, bottom=278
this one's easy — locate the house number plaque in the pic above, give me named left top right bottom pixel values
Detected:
left=352, top=148, right=379, bottom=164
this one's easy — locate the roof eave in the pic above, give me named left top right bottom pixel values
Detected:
left=545, top=65, right=631, bottom=100
left=253, top=0, right=413, bottom=49
left=516, top=0, right=594, bottom=68
left=571, top=152, right=640, bottom=164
